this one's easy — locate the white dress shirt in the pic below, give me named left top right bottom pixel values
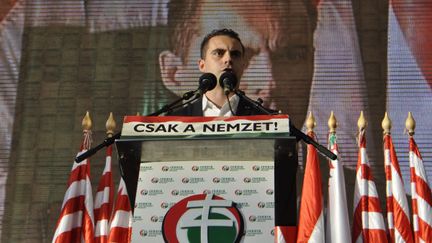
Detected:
left=202, top=94, right=239, bottom=117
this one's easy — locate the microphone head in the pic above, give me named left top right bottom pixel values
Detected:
left=219, top=71, right=238, bottom=94
left=198, top=73, right=217, bottom=92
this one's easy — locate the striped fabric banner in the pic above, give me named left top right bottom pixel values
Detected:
left=297, top=131, right=325, bottom=243
left=52, top=131, right=95, bottom=243
left=326, top=133, right=351, bottom=242
left=383, top=134, right=413, bottom=242
left=352, top=130, right=387, bottom=243
left=108, top=178, right=132, bottom=243
left=409, top=137, right=432, bottom=243
left=94, top=145, right=114, bottom=243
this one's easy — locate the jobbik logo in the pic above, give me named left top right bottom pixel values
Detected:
left=162, top=194, right=244, bottom=243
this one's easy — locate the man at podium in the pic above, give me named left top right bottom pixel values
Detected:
left=166, top=28, right=276, bottom=117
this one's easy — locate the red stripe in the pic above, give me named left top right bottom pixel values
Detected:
left=67, top=164, right=88, bottom=187
left=362, top=229, right=388, bottom=243
left=359, top=132, right=367, bottom=148
left=386, top=135, right=403, bottom=177
left=360, top=164, right=375, bottom=181
left=410, top=167, right=416, bottom=184
left=83, top=209, right=95, bottom=243
left=113, top=194, right=132, bottom=212
left=393, top=200, right=414, bottom=242
left=123, top=114, right=288, bottom=123
left=275, top=226, right=297, bottom=243
left=356, top=196, right=384, bottom=214
left=56, top=197, right=85, bottom=225
left=108, top=227, right=132, bottom=243
left=409, top=137, right=423, bottom=160
left=94, top=203, right=112, bottom=221
left=53, top=227, right=83, bottom=243
left=418, top=216, right=432, bottom=242
left=352, top=208, right=362, bottom=242
left=415, top=175, right=432, bottom=206
left=96, top=172, right=113, bottom=191
left=297, top=132, right=323, bottom=242
left=94, top=236, right=108, bottom=243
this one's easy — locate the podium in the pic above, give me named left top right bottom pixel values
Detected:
left=116, top=115, right=298, bottom=242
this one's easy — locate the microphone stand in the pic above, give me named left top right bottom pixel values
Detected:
left=234, top=89, right=337, bottom=160
left=74, top=90, right=198, bottom=163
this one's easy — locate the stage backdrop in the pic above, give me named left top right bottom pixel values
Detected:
left=0, top=0, right=431, bottom=242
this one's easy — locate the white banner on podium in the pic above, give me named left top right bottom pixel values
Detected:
left=132, top=161, right=275, bottom=242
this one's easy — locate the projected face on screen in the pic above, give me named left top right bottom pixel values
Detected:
left=159, top=0, right=316, bottom=125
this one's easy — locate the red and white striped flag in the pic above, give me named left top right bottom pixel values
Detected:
left=384, top=134, right=413, bottom=242
left=352, top=130, right=387, bottom=243
left=52, top=130, right=95, bottom=243
left=326, top=133, right=351, bottom=242
left=409, top=137, right=432, bottom=242
left=297, top=131, right=325, bottom=243
left=94, top=145, right=114, bottom=243
left=108, top=178, right=132, bottom=243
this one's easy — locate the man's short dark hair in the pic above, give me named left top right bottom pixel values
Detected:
left=199, top=29, right=245, bottom=59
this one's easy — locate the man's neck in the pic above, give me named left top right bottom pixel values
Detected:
left=205, top=87, right=234, bottom=108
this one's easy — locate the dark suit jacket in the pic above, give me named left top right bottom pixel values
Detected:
left=167, top=97, right=277, bottom=116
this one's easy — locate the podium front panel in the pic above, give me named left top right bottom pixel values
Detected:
left=116, top=137, right=297, bottom=243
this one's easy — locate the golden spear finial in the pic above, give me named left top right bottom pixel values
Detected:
left=306, top=111, right=316, bottom=133
left=82, top=111, right=92, bottom=131
left=405, top=112, right=416, bottom=136
left=328, top=111, right=337, bottom=134
left=381, top=112, right=392, bottom=135
left=357, top=111, right=367, bottom=131
left=106, top=112, right=116, bottom=138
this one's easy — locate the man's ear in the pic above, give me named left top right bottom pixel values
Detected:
left=198, top=59, right=205, bottom=72
left=159, top=50, right=182, bottom=88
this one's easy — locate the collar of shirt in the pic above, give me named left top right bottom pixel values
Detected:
left=202, top=94, right=239, bottom=117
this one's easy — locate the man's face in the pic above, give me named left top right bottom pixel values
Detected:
left=160, top=1, right=314, bottom=125
left=198, top=35, right=245, bottom=88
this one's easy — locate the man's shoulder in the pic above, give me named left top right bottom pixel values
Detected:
left=166, top=98, right=203, bottom=116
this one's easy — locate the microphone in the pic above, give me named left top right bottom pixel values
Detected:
left=182, top=73, right=217, bottom=100
left=197, top=73, right=217, bottom=96
left=219, top=71, right=238, bottom=95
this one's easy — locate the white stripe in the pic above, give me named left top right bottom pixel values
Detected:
left=308, top=211, right=325, bottom=242
left=327, top=154, right=351, bottom=243
left=384, top=150, right=391, bottom=166
left=71, top=151, right=88, bottom=171
left=410, top=182, right=417, bottom=199
left=61, top=179, right=87, bottom=209
left=361, top=211, right=386, bottom=230
left=110, top=210, right=132, bottom=229
left=410, top=152, right=429, bottom=183
left=85, top=177, right=95, bottom=226
left=387, top=212, right=394, bottom=229
left=360, top=148, right=368, bottom=165
left=417, top=196, right=432, bottom=226
left=386, top=180, right=392, bottom=197
left=275, top=227, right=286, bottom=243
left=391, top=165, right=411, bottom=219
left=94, top=187, right=111, bottom=209
left=353, top=178, right=379, bottom=207
left=117, top=179, right=128, bottom=195
left=102, top=156, right=112, bottom=174
left=394, top=228, right=407, bottom=243
left=95, top=219, right=109, bottom=237
left=413, top=214, right=419, bottom=231
left=52, top=211, right=83, bottom=242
